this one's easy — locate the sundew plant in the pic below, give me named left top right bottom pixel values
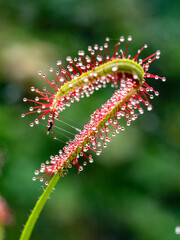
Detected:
left=20, top=36, right=165, bottom=240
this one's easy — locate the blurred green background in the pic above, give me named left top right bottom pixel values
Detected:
left=0, top=0, right=180, bottom=239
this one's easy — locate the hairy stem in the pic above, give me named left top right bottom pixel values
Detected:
left=20, top=174, right=59, bottom=240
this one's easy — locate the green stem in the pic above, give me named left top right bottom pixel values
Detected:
left=20, top=174, right=60, bottom=240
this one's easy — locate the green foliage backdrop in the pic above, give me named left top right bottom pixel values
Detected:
left=0, top=0, right=180, bottom=239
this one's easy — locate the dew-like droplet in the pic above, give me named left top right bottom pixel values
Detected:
left=97, top=55, right=102, bottom=62
left=66, top=56, right=71, bottom=62
left=89, top=157, right=93, bottom=163
left=104, top=43, right=108, bottom=49
left=147, top=105, right=152, bottom=111
left=105, top=137, right=111, bottom=142
left=112, top=66, right=118, bottom=72
left=94, top=44, right=98, bottom=50
left=34, top=170, right=39, bottom=175
left=128, top=35, right=132, bottom=41
left=83, top=78, right=88, bottom=83
left=127, top=121, right=130, bottom=126
left=57, top=60, right=62, bottom=66
left=120, top=36, right=124, bottom=42
left=133, top=74, right=138, bottom=80
left=139, top=59, right=142, bottom=64
left=145, top=101, right=149, bottom=106
left=175, top=227, right=180, bottom=234
left=79, top=166, right=83, bottom=171
left=156, top=50, right=161, bottom=55
left=78, top=50, right=84, bottom=56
